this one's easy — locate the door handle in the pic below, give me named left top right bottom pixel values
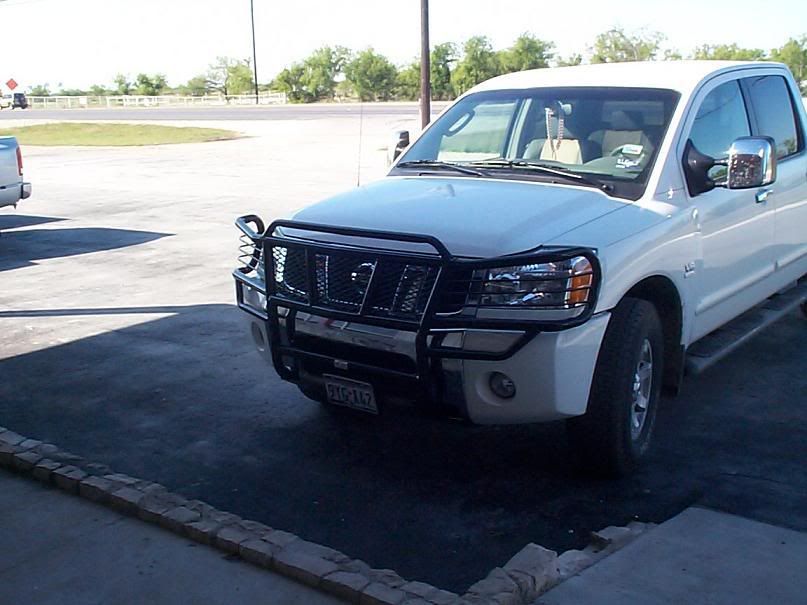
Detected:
left=755, top=188, right=773, bottom=203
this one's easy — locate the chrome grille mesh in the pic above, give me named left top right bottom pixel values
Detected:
left=270, top=245, right=441, bottom=320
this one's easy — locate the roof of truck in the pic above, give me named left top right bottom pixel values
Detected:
left=470, top=60, right=789, bottom=95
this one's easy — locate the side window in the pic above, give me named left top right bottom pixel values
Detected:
left=743, top=75, right=801, bottom=159
left=436, top=100, right=518, bottom=162
left=689, top=80, right=750, bottom=180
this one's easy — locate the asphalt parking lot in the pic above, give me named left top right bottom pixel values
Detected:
left=1, top=110, right=805, bottom=593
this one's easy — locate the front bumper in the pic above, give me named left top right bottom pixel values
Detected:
left=233, top=217, right=606, bottom=424
left=236, top=298, right=609, bottom=423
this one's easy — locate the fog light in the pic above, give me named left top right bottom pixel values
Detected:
left=489, top=372, right=516, bottom=399
left=243, top=285, right=266, bottom=312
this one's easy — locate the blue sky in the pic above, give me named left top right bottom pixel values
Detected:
left=1, top=0, right=805, bottom=90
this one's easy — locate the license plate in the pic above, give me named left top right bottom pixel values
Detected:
left=323, top=375, right=378, bottom=414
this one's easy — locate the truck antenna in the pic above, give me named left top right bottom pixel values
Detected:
left=356, top=101, right=364, bottom=187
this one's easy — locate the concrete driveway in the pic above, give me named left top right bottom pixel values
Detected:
left=1, top=112, right=805, bottom=593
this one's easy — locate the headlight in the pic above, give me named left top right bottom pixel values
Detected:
left=473, top=256, right=594, bottom=309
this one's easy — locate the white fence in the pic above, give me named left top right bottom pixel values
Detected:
left=25, top=93, right=287, bottom=109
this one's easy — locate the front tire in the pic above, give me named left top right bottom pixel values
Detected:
left=567, top=298, right=664, bottom=477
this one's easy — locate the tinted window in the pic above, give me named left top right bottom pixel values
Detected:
left=690, top=80, right=750, bottom=162
left=743, top=75, right=800, bottom=159
left=398, top=87, right=680, bottom=200
left=435, top=99, right=518, bottom=161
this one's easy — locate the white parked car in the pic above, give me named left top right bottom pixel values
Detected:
left=234, top=61, right=807, bottom=476
left=0, top=136, right=31, bottom=210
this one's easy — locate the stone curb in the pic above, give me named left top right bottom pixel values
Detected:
left=0, top=425, right=655, bottom=604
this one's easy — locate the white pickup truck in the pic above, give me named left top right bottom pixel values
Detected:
left=234, top=61, right=807, bottom=476
left=0, top=136, right=31, bottom=210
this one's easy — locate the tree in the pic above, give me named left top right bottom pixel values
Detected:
left=345, top=48, right=398, bottom=101
left=431, top=42, right=458, bottom=100
left=27, top=83, right=50, bottom=96
left=179, top=75, right=212, bottom=97
left=89, top=84, right=109, bottom=96
left=59, top=88, right=87, bottom=96
left=113, top=74, right=131, bottom=95
left=451, top=36, right=502, bottom=95
left=590, top=27, right=664, bottom=63
left=498, top=33, right=554, bottom=73
left=395, top=42, right=458, bottom=102
left=270, top=46, right=349, bottom=103
left=207, top=57, right=255, bottom=97
left=692, top=43, right=765, bottom=61
left=301, top=46, right=350, bottom=101
left=555, top=54, right=583, bottom=67
left=226, top=61, right=255, bottom=95
left=134, top=73, right=167, bottom=96
left=395, top=62, right=420, bottom=101
left=272, top=64, right=308, bottom=102
left=771, top=37, right=807, bottom=93
left=207, top=57, right=231, bottom=95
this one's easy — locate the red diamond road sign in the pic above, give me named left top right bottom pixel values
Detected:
left=6, top=79, right=18, bottom=91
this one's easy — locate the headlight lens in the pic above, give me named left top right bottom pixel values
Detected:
left=474, top=255, right=594, bottom=308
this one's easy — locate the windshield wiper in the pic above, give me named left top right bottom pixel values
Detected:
left=469, top=158, right=613, bottom=193
left=396, top=159, right=486, bottom=177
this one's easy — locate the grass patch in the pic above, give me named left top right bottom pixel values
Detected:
left=0, top=122, right=240, bottom=146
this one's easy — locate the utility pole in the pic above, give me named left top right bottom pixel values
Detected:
left=420, top=0, right=431, bottom=128
left=250, top=0, right=259, bottom=104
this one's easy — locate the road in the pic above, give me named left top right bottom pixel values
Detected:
left=0, top=103, right=445, bottom=122
left=1, top=117, right=805, bottom=594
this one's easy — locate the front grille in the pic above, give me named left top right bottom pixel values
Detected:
left=272, top=246, right=307, bottom=302
left=365, top=260, right=438, bottom=317
left=270, top=244, right=443, bottom=321
left=315, top=252, right=375, bottom=312
left=434, top=267, right=473, bottom=315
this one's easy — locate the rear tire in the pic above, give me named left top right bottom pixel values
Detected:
left=567, top=297, right=664, bottom=478
left=800, top=300, right=807, bottom=319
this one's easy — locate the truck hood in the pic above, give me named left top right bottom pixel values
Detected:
left=291, top=176, right=631, bottom=258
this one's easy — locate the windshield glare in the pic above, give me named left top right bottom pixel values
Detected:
left=398, top=86, right=680, bottom=198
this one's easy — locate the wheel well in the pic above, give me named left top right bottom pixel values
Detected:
left=623, top=276, right=684, bottom=394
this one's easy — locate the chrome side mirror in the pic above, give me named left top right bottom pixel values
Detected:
left=726, top=136, right=776, bottom=190
left=387, top=130, right=410, bottom=166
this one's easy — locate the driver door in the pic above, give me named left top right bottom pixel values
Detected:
left=683, top=77, right=777, bottom=341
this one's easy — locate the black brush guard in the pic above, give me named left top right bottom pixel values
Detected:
left=234, top=217, right=601, bottom=391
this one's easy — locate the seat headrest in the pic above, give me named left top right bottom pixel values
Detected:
left=608, top=110, right=642, bottom=131
left=545, top=116, right=578, bottom=140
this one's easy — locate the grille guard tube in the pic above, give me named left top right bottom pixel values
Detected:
left=235, top=214, right=265, bottom=274
left=234, top=217, right=602, bottom=388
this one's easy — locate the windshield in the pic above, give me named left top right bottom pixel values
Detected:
left=396, top=87, right=680, bottom=200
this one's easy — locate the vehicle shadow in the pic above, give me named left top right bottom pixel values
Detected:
left=1, top=302, right=804, bottom=592
left=0, top=226, right=171, bottom=272
left=0, top=214, right=65, bottom=230
left=0, top=301, right=647, bottom=591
